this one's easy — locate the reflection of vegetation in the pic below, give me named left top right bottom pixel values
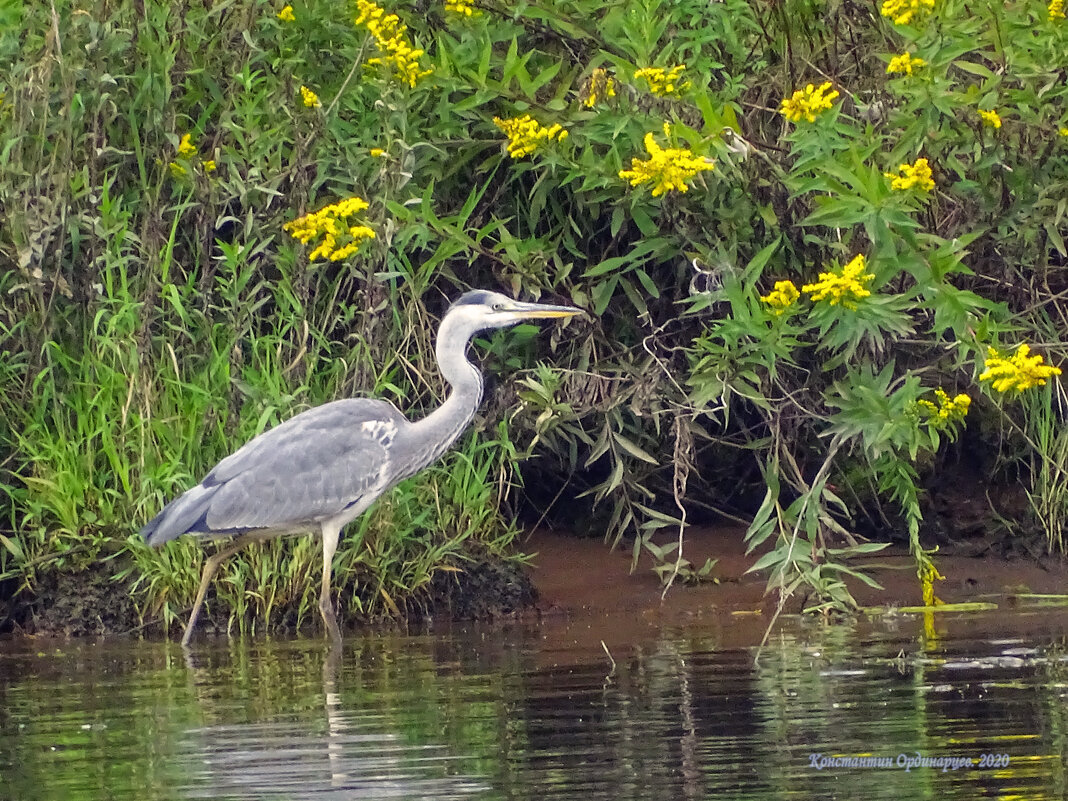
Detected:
left=751, top=621, right=1068, bottom=799
left=3, top=623, right=1068, bottom=797
left=3, top=0, right=1068, bottom=629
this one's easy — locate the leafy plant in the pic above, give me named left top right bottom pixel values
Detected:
left=2, top=0, right=1066, bottom=633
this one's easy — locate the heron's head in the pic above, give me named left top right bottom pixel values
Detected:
left=445, top=290, right=583, bottom=334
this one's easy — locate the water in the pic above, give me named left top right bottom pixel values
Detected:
left=3, top=611, right=1068, bottom=800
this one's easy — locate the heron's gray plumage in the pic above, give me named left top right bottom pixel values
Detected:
left=140, top=289, right=582, bottom=644
left=142, top=399, right=405, bottom=545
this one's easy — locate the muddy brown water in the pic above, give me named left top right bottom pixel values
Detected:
left=4, top=530, right=1068, bottom=800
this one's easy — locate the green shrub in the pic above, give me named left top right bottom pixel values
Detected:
left=1, top=0, right=1066, bottom=630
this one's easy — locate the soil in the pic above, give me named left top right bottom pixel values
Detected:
left=424, top=555, right=536, bottom=619
left=6, top=550, right=537, bottom=638
left=521, top=525, right=1068, bottom=654
left=16, top=562, right=142, bottom=637
left=8, top=525, right=1068, bottom=642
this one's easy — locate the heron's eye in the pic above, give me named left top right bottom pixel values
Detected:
left=492, top=302, right=505, bottom=311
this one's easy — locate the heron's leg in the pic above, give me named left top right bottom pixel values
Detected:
left=182, top=533, right=258, bottom=647
left=319, top=520, right=343, bottom=643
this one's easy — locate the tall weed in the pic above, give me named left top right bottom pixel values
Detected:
left=2, top=0, right=1066, bottom=630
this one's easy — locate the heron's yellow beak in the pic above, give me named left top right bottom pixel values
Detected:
left=510, top=301, right=583, bottom=319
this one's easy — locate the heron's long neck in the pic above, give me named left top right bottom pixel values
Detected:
left=411, top=317, right=484, bottom=463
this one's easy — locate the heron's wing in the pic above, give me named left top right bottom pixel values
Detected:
left=142, top=398, right=408, bottom=544
left=205, top=398, right=408, bottom=529
left=206, top=398, right=404, bottom=484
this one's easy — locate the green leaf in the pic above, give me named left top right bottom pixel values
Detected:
left=747, top=546, right=790, bottom=574
left=585, top=255, right=630, bottom=278
left=744, top=237, right=781, bottom=280
left=525, top=61, right=563, bottom=95
left=613, top=431, right=658, bottom=464
left=1046, top=222, right=1066, bottom=257
left=634, top=268, right=660, bottom=298
left=631, top=206, right=658, bottom=237
left=0, top=534, right=25, bottom=562
left=953, top=61, right=995, bottom=79
left=592, top=275, right=618, bottom=315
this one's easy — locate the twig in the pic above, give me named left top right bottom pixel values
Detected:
left=601, top=639, right=616, bottom=674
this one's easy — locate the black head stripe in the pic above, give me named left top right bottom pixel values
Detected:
left=454, top=290, right=496, bottom=307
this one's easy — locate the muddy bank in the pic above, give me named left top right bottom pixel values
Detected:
left=7, top=551, right=535, bottom=639
left=528, top=525, right=1068, bottom=616
left=8, top=525, right=1068, bottom=641
left=11, top=562, right=142, bottom=638
left=523, top=526, right=1068, bottom=655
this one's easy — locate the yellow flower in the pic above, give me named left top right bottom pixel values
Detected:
left=884, top=157, right=935, bottom=192
left=801, top=254, right=874, bottom=309
left=886, top=52, right=927, bottom=76
left=370, top=148, right=386, bottom=157
left=177, top=133, right=197, bottom=158
left=914, top=389, right=971, bottom=429
left=300, top=85, right=321, bottom=108
left=634, top=65, right=690, bottom=97
left=618, top=123, right=715, bottom=197
left=1060, top=127, right=1068, bottom=137
left=978, top=108, right=1001, bottom=129
left=979, top=345, right=1062, bottom=393
left=355, top=0, right=433, bottom=88
left=201, top=159, right=217, bottom=172
left=880, top=0, right=934, bottom=25
left=444, top=1, right=479, bottom=16
left=283, top=197, right=377, bottom=261
left=324, top=226, right=377, bottom=261
left=583, top=68, right=617, bottom=108
left=277, top=4, right=296, bottom=22
left=760, top=280, right=801, bottom=315
left=493, top=114, right=568, bottom=159
left=779, top=82, right=840, bottom=123
left=1051, top=0, right=1065, bottom=20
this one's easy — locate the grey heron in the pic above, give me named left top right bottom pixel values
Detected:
left=141, top=290, right=582, bottom=644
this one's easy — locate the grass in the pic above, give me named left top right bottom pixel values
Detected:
left=2, top=0, right=1067, bottom=631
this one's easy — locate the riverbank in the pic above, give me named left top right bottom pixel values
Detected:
left=524, top=526, right=1068, bottom=655
left=10, top=526, right=1068, bottom=644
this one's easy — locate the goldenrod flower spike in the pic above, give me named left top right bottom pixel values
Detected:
left=583, top=68, right=617, bottom=108
left=801, top=254, right=874, bottom=309
left=1050, top=0, right=1065, bottom=21
left=355, top=0, right=433, bottom=87
left=978, top=108, right=1002, bottom=129
left=979, top=345, right=1062, bottom=393
left=779, top=82, right=840, bottom=123
left=444, top=1, right=479, bottom=17
left=760, top=280, right=801, bottom=315
left=300, top=85, right=321, bottom=108
left=634, top=65, right=690, bottom=97
left=880, top=0, right=934, bottom=25
left=277, top=5, right=296, bottom=22
left=618, top=124, right=714, bottom=197
left=493, top=115, right=568, bottom=159
left=914, top=389, right=971, bottom=429
left=886, top=53, right=927, bottom=76
left=884, top=157, right=935, bottom=192
left=284, top=197, right=376, bottom=261
left=177, top=133, right=197, bottom=158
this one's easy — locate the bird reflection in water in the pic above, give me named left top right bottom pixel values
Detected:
left=175, top=643, right=489, bottom=799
